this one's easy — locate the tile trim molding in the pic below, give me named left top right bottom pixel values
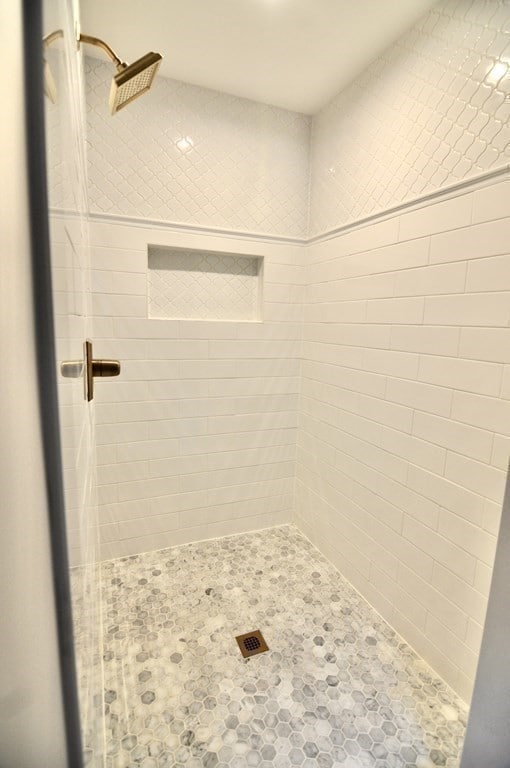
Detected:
left=50, top=208, right=307, bottom=246
left=309, top=164, right=510, bottom=245
left=51, top=162, right=510, bottom=247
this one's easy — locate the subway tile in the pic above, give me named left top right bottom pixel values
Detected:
left=491, top=434, right=510, bottom=471
left=96, top=422, right=149, bottom=445
left=116, top=511, right=180, bottom=541
left=91, top=293, right=146, bottom=317
left=418, top=355, right=502, bottom=396
left=474, top=559, right=493, bottom=595
left=412, top=411, right=494, bottom=463
left=89, top=246, right=147, bottom=273
left=180, top=358, right=300, bottom=379
left=148, top=339, right=209, bottom=359
left=179, top=429, right=297, bottom=456
left=407, top=464, right=484, bottom=527
left=357, top=392, right=414, bottom=433
left=148, top=380, right=209, bottom=400
left=432, top=562, right=488, bottom=625
left=304, top=300, right=366, bottom=323
left=397, top=563, right=469, bottom=640
left=425, top=615, right=478, bottom=679
left=459, top=327, right=510, bottom=364
left=116, top=438, right=179, bottom=463
left=208, top=377, right=301, bottom=398
left=390, top=325, right=460, bottom=356
left=308, top=273, right=395, bottom=303
left=430, top=217, right=510, bottom=263
left=452, top=391, right=510, bottom=437
left=472, top=181, right=510, bottom=223
left=438, top=508, right=497, bottom=567
left=148, top=418, right=208, bottom=440
left=320, top=237, right=430, bottom=281
left=399, top=194, right=472, bottom=241
left=385, top=377, right=452, bottom=417
left=304, top=322, right=379, bottom=346
left=91, top=269, right=146, bottom=295
left=178, top=320, right=238, bottom=340
left=120, top=359, right=180, bottom=381
left=423, top=292, right=510, bottom=326
left=393, top=262, right=466, bottom=297
left=466, top=253, right=510, bottom=293
left=366, top=297, right=425, bottom=324
left=482, top=498, right=503, bottom=537
left=114, top=317, right=179, bottom=339
left=379, top=424, right=446, bottom=475
left=117, top=476, right=180, bottom=502
left=363, top=348, right=419, bottom=380
left=113, top=401, right=181, bottom=423
left=207, top=412, right=298, bottom=435
left=403, top=515, right=476, bottom=585
left=445, top=452, right=506, bottom=505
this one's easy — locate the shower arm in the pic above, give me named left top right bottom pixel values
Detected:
left=78, top=34, right=125, bottom=70
left=43, top=30, right=126, bottom=71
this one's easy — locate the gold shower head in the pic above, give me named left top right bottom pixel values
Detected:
left=109, top=52, right=162, bottom=114
left=43, top=30, right=163, bottom=115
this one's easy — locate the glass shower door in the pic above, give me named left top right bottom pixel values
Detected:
left=43, top=0, right=105, bottom=763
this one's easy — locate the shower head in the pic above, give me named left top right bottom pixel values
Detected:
left=43, top=30, right=163, bottom=114
left=109, top=52, right=162, bottom=114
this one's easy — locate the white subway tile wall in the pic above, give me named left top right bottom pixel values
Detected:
left=296, top=176, right=510, bottom=702
left=75, top=218, right=304, bottom=561
left=309, top=0, right=510, bottom=236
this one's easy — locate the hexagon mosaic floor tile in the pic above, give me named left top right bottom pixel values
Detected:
left=73, top=526, right=468, bottom=767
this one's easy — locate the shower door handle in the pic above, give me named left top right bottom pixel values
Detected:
left=61, top=340, right=120, bottom=401
left=85, top=340, right=120, bottom=401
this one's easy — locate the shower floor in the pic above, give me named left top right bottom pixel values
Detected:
left=75, top=525, right=468, bottom=768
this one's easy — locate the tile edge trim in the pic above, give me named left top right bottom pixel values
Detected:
left=50, top=163, right=510, bottom=247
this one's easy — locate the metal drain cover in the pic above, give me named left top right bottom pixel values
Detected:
left=235, top=630, right=269, bottom=658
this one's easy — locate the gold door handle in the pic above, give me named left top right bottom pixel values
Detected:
left=61, top=340, right=120, bottom=401
left=85, top=340, right=120, bottom=401
left=90, top=359, right=121, bottom=377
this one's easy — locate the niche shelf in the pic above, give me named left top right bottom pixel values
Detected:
left=148, top=245, right=263, bottom=322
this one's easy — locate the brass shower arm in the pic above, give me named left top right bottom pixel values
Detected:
left=43, top=30, right=124, bottom=69
left=42, top=30, right=162, bottom=113
left=78, top=34, right=124, bottom=70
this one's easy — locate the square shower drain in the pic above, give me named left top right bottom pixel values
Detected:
left=235, top=630, right=269, bottom=658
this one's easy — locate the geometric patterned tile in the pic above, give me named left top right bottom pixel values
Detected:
left=72, top=526, right=468, bottom=767
left=309, top=0, right=510, bottom=235
left=148, top=248, right=261, bottom=321
left=47, top=2, right=510, bottom=242
left=82, top=60, right=311, bottom=239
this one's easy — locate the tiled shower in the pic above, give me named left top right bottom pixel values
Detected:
left=45, top=0, right=510, bottom=766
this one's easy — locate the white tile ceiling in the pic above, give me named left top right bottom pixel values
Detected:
left=79, top=0, right=439, bottom=114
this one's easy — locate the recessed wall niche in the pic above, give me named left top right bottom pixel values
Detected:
left=148, top=245, right=263, bottom=321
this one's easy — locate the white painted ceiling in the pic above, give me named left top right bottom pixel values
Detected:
left=80, top=0, right=438, bottom=114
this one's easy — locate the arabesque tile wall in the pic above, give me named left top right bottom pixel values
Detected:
left=309, top=0, right=510, bottom=235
